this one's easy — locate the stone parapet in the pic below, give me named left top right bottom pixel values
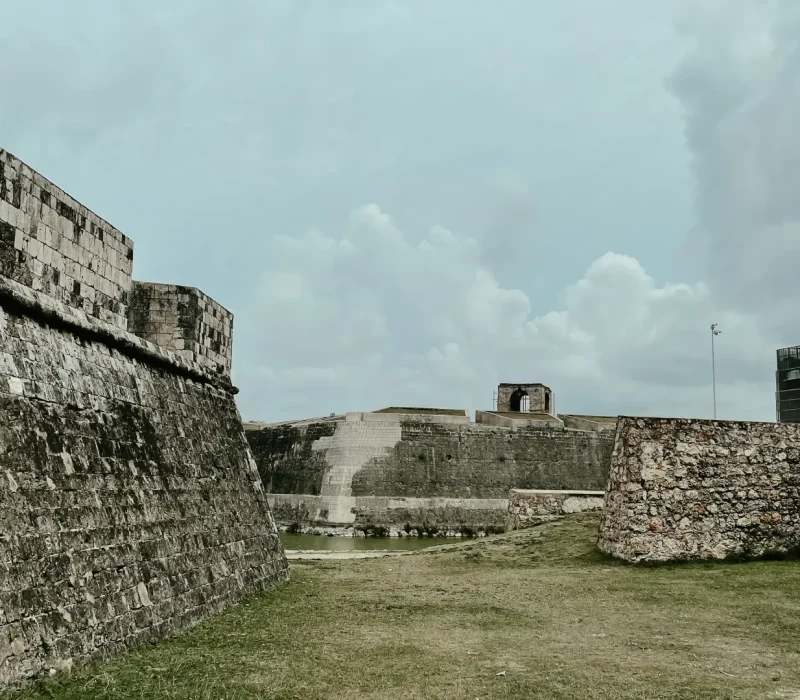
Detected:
left=346, top=411, right=471, bottom=425
left=0, top=149, right=133, bottom=329
left=560, top=415, right=617, bottom=433
left=475, top=410, right=564, bottom=430
left=0, top=273, right=236, bottom=394
left=127, top=282, right=234, bottom=379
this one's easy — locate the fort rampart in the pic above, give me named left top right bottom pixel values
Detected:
left=0, top=148, right=288, bottom=689
left=246, top=411, right=614, bottom=530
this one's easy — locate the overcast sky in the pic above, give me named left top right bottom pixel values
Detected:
left=2, top=0, right=798, bottom=422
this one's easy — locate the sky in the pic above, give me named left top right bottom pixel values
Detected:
left=1, top=0, right=798, bottom=423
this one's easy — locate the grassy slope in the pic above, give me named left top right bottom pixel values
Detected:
left=7, top=514, right=800, bottom=700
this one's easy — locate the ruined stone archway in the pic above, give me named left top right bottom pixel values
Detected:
left=510, top=387, right=528, bottom=412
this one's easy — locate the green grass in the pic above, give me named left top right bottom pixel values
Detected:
left=6, top=513, right=800, bottom=700
left=374, top=407, right=466, bottom=416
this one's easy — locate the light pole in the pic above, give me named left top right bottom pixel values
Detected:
left=711, top=323, right=721, bottom=419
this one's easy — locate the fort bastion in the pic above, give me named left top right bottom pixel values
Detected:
left=245, top=383, right=616, bottom=533
left=0, top=148, right=288, bottom=690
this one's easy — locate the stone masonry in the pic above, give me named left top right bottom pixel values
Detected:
left=506, top=489, right=604, bottom=530
left=247, top=410, right=613, bottom=529
left=0, top=151, right=133, bottom=330
left=496, top=383, right=553, bottom=414
left=597, top=416, right=800, bottom=563
left=127, top=282, right=234, bottom=378
left=0, top=148, right=288, bottom=689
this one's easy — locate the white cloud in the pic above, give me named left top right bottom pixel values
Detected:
left=0, top=0, right=791, bottom=426
left=668, top=0, right=800, bottom=343
left=236, top=204, right=777, bottom=423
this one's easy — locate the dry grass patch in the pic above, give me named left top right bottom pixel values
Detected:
left=6, top=514, right=800, bottom=700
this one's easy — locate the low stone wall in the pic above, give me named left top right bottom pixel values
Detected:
left=475, top=410, right=564, bottom=430
left=506, top=489, right=604, bottom=530
left=267, top=494, right=508, bottom=532
left=560, top=415, right=617, bottom=433
left=245, top=419, right=340, bottom=495
left=347, top=411, right=471, bottom=425
left=597, top=417, right=800, bottom=563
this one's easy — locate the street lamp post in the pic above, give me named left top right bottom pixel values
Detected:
left=711, top=323, right=721, bottom=419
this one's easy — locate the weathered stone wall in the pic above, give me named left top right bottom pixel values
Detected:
left=597, top=417, right=800, bottom=563
left=0, top=150, right=288, bottom=690
left=350, top=421, right=611, bottom=498
left=0, top=149, right=133, bottom=329
left=247, top=413, right=613, bottom=527
left=127, top=282, right=234, bottom=378
left=245, top=419, right=340, bottom=495
left=506, top=489, right=604, bottom=530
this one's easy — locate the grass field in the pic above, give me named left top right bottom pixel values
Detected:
left=6, top=514, right=800, bottom=700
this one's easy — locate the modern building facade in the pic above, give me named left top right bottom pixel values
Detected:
left=776, top=346, right=800, bottom=423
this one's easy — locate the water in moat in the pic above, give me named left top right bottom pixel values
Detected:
left=280, top=532, right=442, bottom=552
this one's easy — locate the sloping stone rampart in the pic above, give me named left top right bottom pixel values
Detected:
left=247, top=416, right=613, bottom=527
left=350, top=421, right=611, bottom=498
left=0, top=149, right=288, bottom=690
left=597, top=416, right=800, bottom=563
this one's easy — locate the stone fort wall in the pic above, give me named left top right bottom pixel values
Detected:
left=128, top=282, right=234, bottom=378
left=246, top=412, right=614, bottom=529
left=0, top=155, right=133, bottom=330
left=0, top=148, right=288, bottom=689
left=597, top=416, right=800, bottom=563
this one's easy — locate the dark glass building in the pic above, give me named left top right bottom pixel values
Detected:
left=776, top=345, right=800, bottom=422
